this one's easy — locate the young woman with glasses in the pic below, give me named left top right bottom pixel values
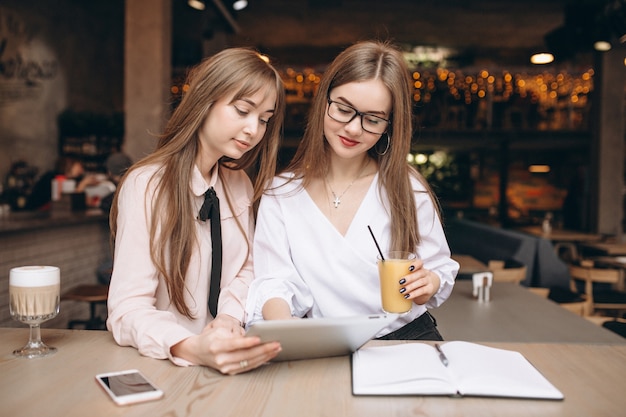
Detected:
left=246, top=40, right=458, bottom=340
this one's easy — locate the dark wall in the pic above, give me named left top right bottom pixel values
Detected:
left=0, top=0, right=123, bottom=177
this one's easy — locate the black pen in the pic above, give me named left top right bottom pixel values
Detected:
left=435, top=343, right=449, bottom=367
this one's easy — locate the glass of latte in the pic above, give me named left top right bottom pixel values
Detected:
left=9, top=266, right=60, bottom=358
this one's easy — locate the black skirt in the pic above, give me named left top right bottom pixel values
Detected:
left=376, top=311, right=444, bottom=341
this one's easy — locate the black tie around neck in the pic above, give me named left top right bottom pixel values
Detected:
left=198, top=187, right=222, bottom=317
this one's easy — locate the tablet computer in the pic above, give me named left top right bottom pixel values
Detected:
left=246, top=314, right=398, bottom=362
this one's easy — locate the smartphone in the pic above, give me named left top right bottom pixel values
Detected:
left=95, top=369, right=164, bottom=406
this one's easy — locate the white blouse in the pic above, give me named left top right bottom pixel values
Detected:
left=246, top=172, right=458, bottom=337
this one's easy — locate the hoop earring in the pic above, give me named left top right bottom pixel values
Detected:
left=376, top=134, right=390, bottom=156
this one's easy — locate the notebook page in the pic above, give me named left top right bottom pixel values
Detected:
left=442, top=341, right=563, bottom=399
left=352, top=343, right=457, bottom=395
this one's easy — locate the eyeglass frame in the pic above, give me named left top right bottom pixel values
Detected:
left=326, top=97, right=390, bottom=135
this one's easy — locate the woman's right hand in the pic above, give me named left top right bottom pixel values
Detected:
left=171, top=327, right=281, bottom=375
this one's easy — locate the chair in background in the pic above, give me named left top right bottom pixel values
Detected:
left=547, top=286, right=589, bottom=316
left=602, top=318, right=626, bottom=338
left=554, top=242, right=579, bottom=264
left=582, top=316, right=626, bottom=339
left=487, top=259, right=527, bottom=284
left=527, top=287, right=550, bottom=298
left=61, top=284, right=109, bottom=330
left=61, top=260, right=112, bottom=330
left=568, top=261, right=626, bottom=318
left=544, top=239, right=584, bottom=315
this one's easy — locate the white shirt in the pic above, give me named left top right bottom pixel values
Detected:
left=246, top=173, right=458, bottom=337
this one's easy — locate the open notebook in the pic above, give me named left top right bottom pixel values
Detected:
left=352, top=341, right=564, bottom=400
left=246, top=314, right=397, bottom=361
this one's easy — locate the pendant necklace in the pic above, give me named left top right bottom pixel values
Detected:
left=326, top=160, right=370, bottom=209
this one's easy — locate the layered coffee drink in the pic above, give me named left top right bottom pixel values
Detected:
left=10, top=266, right=60, bottom=323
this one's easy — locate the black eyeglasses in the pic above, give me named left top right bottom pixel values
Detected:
left=326, top=97, right=390, bottom=135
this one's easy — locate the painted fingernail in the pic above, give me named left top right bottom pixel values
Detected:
left=399, top=287, right=406, bottom=294
left=404, top=294, right=410, bottom=299
left=399, top=278, right=406, bottom=285
left=409, top=265, right=415, bottom=272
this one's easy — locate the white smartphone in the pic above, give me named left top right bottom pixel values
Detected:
left=95, top=369, right=164, bottom=406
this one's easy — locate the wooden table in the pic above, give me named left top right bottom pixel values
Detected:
left=591, top=256, right=626, bottom=268
left=517, top=226, right=602, bottom=243
left=452, top=254, right=490, bottom=275
left=581, top=241, right=626, bottom=256
left=1, top=328, right=626, bottom=417
left=434, top=281, right=626, bottom=344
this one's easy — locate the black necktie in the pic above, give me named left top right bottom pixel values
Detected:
left=198, top=187, right=222, bottom=317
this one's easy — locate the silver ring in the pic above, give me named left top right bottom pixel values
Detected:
left=239, top=360, right=248, bottom=369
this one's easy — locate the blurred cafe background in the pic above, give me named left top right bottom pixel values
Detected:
left=0, top=0, right=625, bottom=331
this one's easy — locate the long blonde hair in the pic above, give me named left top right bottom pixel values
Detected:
left=110, top=48, right=285, bottom=317
left=284, top=40, right=439, bottom=252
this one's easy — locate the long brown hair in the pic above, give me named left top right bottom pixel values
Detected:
left=110, top=48, right=285, bottom=317
left=284, top=40, right=439, bottom=252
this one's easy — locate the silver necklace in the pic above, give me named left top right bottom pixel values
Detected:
left=326, top=160, right=370, bottom=209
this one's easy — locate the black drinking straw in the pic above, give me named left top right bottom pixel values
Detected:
left=367, top=225, right=385, bottom=261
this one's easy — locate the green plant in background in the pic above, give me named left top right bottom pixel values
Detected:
left=412, top=151, right=473, bottom=204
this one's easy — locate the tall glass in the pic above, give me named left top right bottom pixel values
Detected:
left=9, top=266, right=60, bottom=358
left=377, top=251, right=415, bottom=314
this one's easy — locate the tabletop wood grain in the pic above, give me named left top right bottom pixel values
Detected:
left=1, top=327, right=625, bottom=417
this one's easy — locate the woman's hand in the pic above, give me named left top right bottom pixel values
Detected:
left=171, top=327, right=281, bottom=375
left=207, top=314, right=245, bottom=336
left=398, top=258, right=441, bottom=305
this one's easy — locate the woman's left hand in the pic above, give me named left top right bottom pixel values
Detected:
left=207, top=314, right=245, bottom=336
left=398, top=259, right=441, bottom=305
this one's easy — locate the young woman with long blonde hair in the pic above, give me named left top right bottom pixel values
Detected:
left=107, top=48, right=285, bottom=373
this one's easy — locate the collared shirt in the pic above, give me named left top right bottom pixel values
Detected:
left=107, top=163, right=254, bottom=366
left=246, top=173, right=458, bottom=338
